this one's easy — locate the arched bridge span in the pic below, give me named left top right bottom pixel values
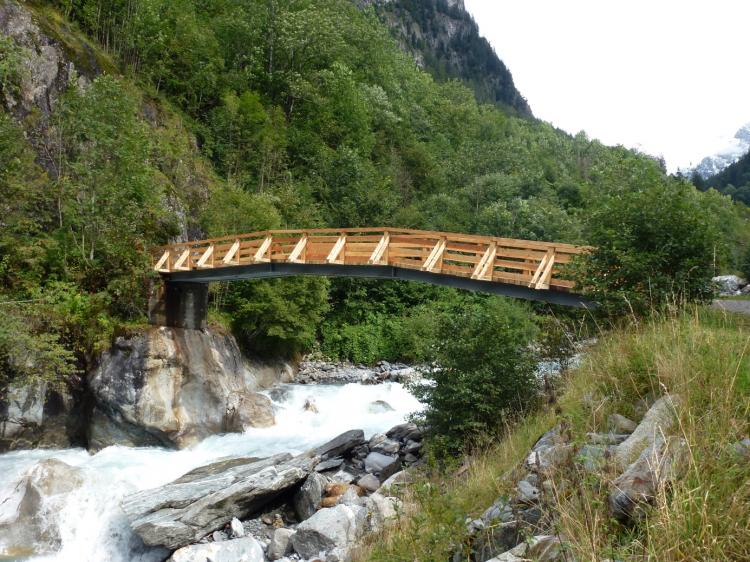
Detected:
left=149, top=228, right=594, bottom=329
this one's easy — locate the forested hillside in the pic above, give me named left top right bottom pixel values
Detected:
left=698, top=149, right=750, bottom=205
left=358, top=0, right=532, bottom=116
left=0, top=0, right=746, bottom=386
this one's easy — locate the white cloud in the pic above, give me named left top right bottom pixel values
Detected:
left=464, top=0, right=750, bottom=171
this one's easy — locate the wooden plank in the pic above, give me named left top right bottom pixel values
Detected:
left=288, top=235, right=308, bottom=263
left=154, top=250, right=170, bottom=272
left=529, top=250, right=555, bottom=290
left=472, top=243, right=496, bottom=280
left=368, top=232, right=390, bottom=264
left=326, top=235, right=346, bottom=264
left=535, top=250, right=556, bottom=290
left=196, top=245, right=214, bottom=269
left=422, top=238, right=446, bottom=272
left=223, top=240, right=241, bottom=265
left=253, top=236, right=272, bottom=263
left=173, top=249, right=190, bottom=271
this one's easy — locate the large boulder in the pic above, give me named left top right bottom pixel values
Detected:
left=89, top=327, right=293, bottom=449
left=291, top=504, right=366, bottom=559
left=0, top=459, right=84, bottom=556
left=121, top=453, right=316, bottom=550
left=364, top=452, right=401, bottom=480
left=168, top=537, right=264, bottom=562
left=610, top=437, right=688, bottom=523
left=525, top=428, right=574, bottom=475
left=613, top=395, right=680, bottom=470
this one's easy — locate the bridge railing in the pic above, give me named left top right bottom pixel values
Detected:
left=151, top=228, right=588, bottom=291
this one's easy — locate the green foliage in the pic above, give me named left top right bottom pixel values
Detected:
left=225, top=277, right=330, bottom=358
left=577, top=176, right=731, bottom=315
left=0, top=307, right=79, bottom=391
left=0, top=35, right=27, bottom=97
left=412, top=297, right=539, bottom=453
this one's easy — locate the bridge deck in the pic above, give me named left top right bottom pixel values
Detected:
left=151, top=228, right=593, bottom=307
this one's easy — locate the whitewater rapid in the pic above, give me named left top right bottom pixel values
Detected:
left=0, top=381, right=423, bottom=562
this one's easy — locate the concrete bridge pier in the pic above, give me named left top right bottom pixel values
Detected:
left=149, top=281, right=209, bottom=330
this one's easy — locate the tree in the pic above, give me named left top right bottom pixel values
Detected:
left=577, top=178, right=729, bottom=315
left=412, top=297, right=539, bottom=453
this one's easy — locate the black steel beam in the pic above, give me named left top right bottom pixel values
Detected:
left=163, top=263, right=596, bottom=309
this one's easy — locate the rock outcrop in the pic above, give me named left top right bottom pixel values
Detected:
left=613, top=394, right=680, bottom=469
left=0, top=383, right=80, bottom=452
left=88, top=327, right=293, bottom=449
left=167, top=536, right=264, bottom=562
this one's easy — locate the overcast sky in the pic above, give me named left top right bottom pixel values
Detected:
left=464, top=0, right=750, bottom=171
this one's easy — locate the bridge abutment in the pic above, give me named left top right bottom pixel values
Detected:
left=149, top=281, right=209, bottom=330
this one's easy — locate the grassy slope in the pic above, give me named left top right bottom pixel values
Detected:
left=360, top=308, right=750, bottom=562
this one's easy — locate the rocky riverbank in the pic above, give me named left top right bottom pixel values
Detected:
left=295, top=360, right=421, bottom=386
left=0, top=422, right=424, bottom=561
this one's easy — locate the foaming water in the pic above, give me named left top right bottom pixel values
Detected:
left=0, top=382, right=422, bottom=562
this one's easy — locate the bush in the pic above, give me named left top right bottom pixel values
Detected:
left=578, top=179, right=728, bottom=315
left=411, top=297, right=539, bottom=453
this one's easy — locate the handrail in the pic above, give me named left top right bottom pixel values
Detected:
left=151, top=228, right=589, bottom=293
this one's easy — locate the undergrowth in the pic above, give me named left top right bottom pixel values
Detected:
left=360, top=307, right=750, bottom=561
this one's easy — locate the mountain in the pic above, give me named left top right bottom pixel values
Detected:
left=684, top=122, right=750, bottom=179
left=358, top=0, right=532, bottom=116
left=700, top=147, right=750, bottom=205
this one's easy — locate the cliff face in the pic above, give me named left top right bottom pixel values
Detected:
left=358, top=0, right=531, bottom=116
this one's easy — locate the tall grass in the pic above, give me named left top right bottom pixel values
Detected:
left=361, top=307, right=750, bottom=561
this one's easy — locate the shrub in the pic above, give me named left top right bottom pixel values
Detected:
left=411, top=297, right=539, bottom=453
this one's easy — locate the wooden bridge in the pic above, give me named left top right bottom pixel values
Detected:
left=149, top=228, right=592, bottom=329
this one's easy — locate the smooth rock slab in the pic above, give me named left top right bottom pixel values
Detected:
left=122, top=453, right=315, bottom=549
left=168, top=537, right=264, bottom=562
left=291, top=504, right=366, bottom=559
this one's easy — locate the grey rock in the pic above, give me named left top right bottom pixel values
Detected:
left=168, top=537, right=264, bottom=562
left=378, top=470, right=411, bottom=494
left=610, top=437, right=688, bottom=523
left=481, top=498, right=514, bottom=525
left=291, top=504, right=365, bottom=559
left=122, top=453, right=315, bottom=549
left=515, top=479, right=540, bottom=504
left=526, top=535, right=564, bottom=561
left=357, top=473, right=381, bottom=494
left=212, top=530, right=228, bottom=542
left=329, top=470, right=356, bottom=484
left=315, top=458, right=344, bottom=472
left=314, top=430, right=366, bottom=460
left=368, top=433, right=387, bottom=449
left=361, top=492, right=400, bottom=533
left=268, top=528, right=295, bottom=560
left=524, top=427, right=574, bottom=475
left=368, top=400, right=395, bottom=413
left=338, top=486, right=364, bottom=506
left=608, top=413, right=637, bottom=434
left=733, top=437, right=750, bottom=459
left=402, top=440, right=422, bottom=454
left=371, top=438, right=400, bottom=455
left=586, top=432, right=630, bottom=445
left=230, top=517, right=245, bottom=538
left=89, top=327, right=292, bottom=449
left=613, top=395, right=681, bottom=470
left=485, top=541, right=529, bottom=562
left=386, top=422, right=422, bottom=442
left=364, top=452, right=401, bottom=479
left=294, top=472, right=328, bottom=521
left=576, top=445, right=607, bottom=472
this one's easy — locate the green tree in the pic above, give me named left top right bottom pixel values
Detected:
left=412, top=297, right=539, bottom=453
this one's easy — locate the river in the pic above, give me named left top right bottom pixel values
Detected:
left=0, top=381, right=423, bottom=562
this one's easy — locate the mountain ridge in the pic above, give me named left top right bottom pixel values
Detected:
left=357, top=0, right=532, bottom=116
